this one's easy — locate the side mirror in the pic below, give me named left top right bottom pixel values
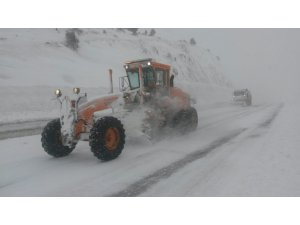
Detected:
left=170, top=74, right=174, bottom=87
left=121, top=78, right=125, bottom=89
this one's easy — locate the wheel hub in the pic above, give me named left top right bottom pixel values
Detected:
left=105, top=127, right=120, bottom=151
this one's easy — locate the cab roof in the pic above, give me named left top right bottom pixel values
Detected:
left=233, top=89, right=249, bottom=95
left=124, top=58, right=170, bottom=70
left=124, top=58, right=154, bottom=64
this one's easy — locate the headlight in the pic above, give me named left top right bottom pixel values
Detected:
left=73, top=87, right=80, bottom=94
left=55, top=89, right=62, bottom=97
left=147, top=61, right=151, bottom=66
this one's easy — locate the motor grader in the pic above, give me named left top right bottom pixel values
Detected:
left=41, top=59, right=198, bottom=161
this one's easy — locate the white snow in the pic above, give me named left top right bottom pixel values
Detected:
left=1, top=102, right=299, bottom=196
left=141, top=104, right=300, bottom=196
left=0, top=29, right=299, bottom=196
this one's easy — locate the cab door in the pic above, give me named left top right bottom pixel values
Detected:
left=154, top=68, right=169, bottom=96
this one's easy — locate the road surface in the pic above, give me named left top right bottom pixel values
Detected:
left=1, top=102, right=299, bottom=196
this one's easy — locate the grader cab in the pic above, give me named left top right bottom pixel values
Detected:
left=121, top=59, right=192, bottom=108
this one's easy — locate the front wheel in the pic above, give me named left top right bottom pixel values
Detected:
left=89, top=116, right=125, bottom=161
left=41, top=119, right=75, bottom=157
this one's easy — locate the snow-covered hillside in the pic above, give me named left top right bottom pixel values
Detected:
left=0, top=28, right=231, bottom=87
left=0, top=28, right=232, bottom=124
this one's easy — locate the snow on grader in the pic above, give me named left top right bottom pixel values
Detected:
left=41, top=59, right=198, bottom=161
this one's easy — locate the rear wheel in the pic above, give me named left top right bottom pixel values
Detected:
left=41, top=119, right=75, bottom=157
left=171, top=109, right=187, bottom=132
left=89, top=116, right=125, bottom=161
left=171, top=107, right=198, bottom=134
left=246, top=97, right=252, bottom=106
left=186, top=107, right=198, bottom=131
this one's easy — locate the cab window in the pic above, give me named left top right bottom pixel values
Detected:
left=127, top=70, right=140, bottom=89
left=155, top=69, right=166, bottom=86
left=143, top=67, right=155, bottom=88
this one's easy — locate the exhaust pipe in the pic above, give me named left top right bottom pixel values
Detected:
left=138, top=65, right=144, bottom=104
left=109, top=69, right=113, bottom=93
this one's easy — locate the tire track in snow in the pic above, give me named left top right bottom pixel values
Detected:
left=258, top=103, right=284, bottom=128
left=109, top=128, right=246, bottom=197
left=198, top=104, right=271, bottom=130
left=246, top=103, right=283, bottom=140
left=109, top=103, right=279, bottom=197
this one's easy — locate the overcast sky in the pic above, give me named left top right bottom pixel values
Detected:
left=158, top=29, right=300, bottom=102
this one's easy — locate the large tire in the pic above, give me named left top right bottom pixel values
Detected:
left=89, top=116, right=125, bottom=161
left=171, top=107, right=198, bottom=134
left=186, top=107, right=198, bottom=132
left=171, top=109, right=187, bottom=131
left=41, top=119, right=75, bottom=157
left=246, top=97, right=252, bottom=106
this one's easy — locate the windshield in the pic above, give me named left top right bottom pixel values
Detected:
left=234, top=90, right=247, bottom=96
left=127, top=70, right=140, bottom=89
left=142, top=67, right=155, bottom=88
left=126, top=67, right=155, bottom=90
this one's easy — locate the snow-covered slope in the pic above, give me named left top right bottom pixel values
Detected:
left=0, top=28, right=232, bottom=123
left=0, top=28, right=231, bottom=87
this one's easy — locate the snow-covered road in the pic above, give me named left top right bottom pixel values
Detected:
left=1, top=102, right=299, bottom=196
